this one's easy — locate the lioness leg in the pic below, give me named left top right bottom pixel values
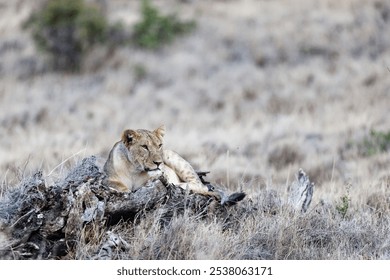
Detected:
left=163, top=150, right=214, bottom=196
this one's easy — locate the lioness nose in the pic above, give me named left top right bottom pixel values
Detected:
left=153, top=161, right=162, bottom=168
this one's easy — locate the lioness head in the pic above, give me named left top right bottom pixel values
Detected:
left=121, top=125, right=165, bottom=174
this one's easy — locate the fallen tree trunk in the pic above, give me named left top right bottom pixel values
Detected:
left=0, top=156, right=314, bottom=260
left=0, top=157, right=243, bottom=259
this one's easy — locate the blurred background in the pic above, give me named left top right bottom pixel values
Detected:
left=0, top=0, right=389, bottom=203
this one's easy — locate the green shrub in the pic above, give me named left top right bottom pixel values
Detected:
left=344, top=129, right=390, bottom=158
left=336, top=184, right=351, bottom=219
left=133, top=0, right=195, bottom=49
left=336, top=195, right=350, bottom=218
left=26, top=0, right=108, bottom=71
left=362, top=129, right=390, bottom=156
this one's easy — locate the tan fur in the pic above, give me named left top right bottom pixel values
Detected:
left=104, top=125, right=212, bottom=196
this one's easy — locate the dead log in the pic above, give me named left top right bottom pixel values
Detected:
left=0, top=156, right=242, bottom=259
left=0, top=156, right=314, bottom=260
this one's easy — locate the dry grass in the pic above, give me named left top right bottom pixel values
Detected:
left=3, top=167, right=387, bottom=260
left=0, top=0, right=389, bottom=259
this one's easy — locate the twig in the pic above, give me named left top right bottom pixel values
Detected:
left=46, top=148, right=87, bottom=177
left=9, top=209, right=35, bottom=229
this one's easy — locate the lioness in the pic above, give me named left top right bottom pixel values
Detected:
left=104, top=125, right=245, bottom=204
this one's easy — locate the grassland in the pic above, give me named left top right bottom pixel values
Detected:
left=0, top=0, right=389, bottom=259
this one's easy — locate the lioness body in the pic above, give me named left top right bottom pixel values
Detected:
left=104, top=126, right=211, bottom=195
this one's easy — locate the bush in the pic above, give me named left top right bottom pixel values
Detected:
left=342, top=129, right=390, bottom=158
left=362, top=129, right=390, bottom=156
left=133, top=0, right=196, bottom=49
left=25, top=0, right=196, bottom=70
left=26, top=0, right=108, bottom=71
left=336, top=195, right=350, bottom=218
left=336, top=184, right=351, bottom=219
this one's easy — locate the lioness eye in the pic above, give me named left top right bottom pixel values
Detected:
left=141, top=145, right=149, bottom=151
left=158, top=144, right=163, bottom=149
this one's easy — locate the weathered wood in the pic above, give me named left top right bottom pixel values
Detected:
left=287, top=168, right=314, bottom=213
left=0, top=156, right=314, bottom=259
left=96, top=231, right=130, bottom=260
left=0, top=156, right=243, bottom=259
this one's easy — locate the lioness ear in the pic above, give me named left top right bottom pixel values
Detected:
left=122, top=129, right=138, bottom=145
left=154, top=125, right=165, bottom=140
